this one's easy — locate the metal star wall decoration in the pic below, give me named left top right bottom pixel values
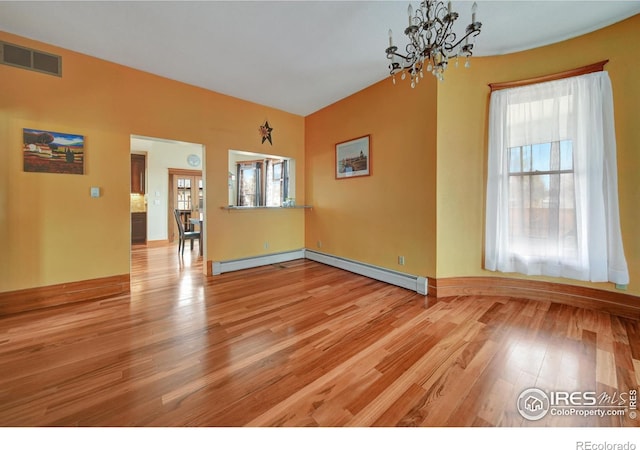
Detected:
left=259, top=120, right=273, bottom=145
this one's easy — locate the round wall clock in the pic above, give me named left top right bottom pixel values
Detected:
left=187, top=154, right=201, bottom=167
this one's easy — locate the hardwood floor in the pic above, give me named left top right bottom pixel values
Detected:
left=0, top=243, right=638, bottom=427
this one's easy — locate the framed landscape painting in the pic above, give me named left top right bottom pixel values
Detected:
left=23, top=128, right=85, bottom=174
left=336, top=135, right=370, bottom=179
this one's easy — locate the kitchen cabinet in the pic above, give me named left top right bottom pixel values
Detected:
left=131, top=154, right=146, bottom=194
left=131, top=212, right=147, bottom=244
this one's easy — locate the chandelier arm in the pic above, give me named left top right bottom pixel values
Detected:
left=386, top=45, right=416, bottom=75
left=405, top=44, right=418, bottom=62
left=450, top=27, right=482, bottom=55
left=415, top=3, right=428, bottom=22
left=386, top=51, right=413, bottom=65
left=435, top=20, right=455, bottom=50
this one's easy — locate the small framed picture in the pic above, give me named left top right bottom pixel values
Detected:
left=335, top=135, right=370, bottom=179
left=23, top=128, right=85, bottom=175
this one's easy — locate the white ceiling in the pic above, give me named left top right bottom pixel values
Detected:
left=1, top=1, right=639, bottom=116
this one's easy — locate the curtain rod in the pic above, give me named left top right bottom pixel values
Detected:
left=488, top=60, right=609, bottom=91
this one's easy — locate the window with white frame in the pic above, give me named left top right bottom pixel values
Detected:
left=485, top=71, right=628, bottom=284
left=507, top=140, right=576, bottom=261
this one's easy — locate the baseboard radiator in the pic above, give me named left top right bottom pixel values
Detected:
left=304, top=250, right=428, bottom=295
left=212, top=249, right=428, bottom=295
left=212, top=249, right=306, bottom=275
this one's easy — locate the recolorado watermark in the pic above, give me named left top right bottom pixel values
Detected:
left=516, top=387, right=638, bottom=421
left=576, top=442, right=636, bottom=450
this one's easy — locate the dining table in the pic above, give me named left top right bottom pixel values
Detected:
left=189, top=214, right=204, bottom=257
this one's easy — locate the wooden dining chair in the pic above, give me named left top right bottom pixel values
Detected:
left=173, top=209, right=200, bottom=255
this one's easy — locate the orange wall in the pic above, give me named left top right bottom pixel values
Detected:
left=305, top=76, right=438, bottom=277
left=436, top=15, right=640, bottom=296
left=0, top=31, right=305, bottom=293
left=3, top=14, right=638, bottom=299
left=305, top=14, right=639, bottom=297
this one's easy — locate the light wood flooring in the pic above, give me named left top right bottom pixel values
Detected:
left=0, top=243, right=639, bottom=426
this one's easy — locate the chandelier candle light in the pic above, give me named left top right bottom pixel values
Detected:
left=386, top=1, right=482, bottom=86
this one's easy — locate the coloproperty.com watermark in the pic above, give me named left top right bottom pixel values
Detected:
left=516, top=387, right=638, bottom=421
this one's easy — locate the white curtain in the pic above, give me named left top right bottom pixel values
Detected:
left=485, top=71, right=629, bottom=284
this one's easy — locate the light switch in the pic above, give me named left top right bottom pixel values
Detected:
left=154, top=199, right=160, bottom=205
left=90, top=187, right=101, bottom=198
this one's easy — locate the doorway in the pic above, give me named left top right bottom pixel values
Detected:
left=129, top=135, right=205, bottom=278
left=168, top=169, right=203, bottom=242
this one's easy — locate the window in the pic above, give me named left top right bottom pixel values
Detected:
left=485, top=72, right=628, bottom=284
left=176, top=177, right=192, bottom=210
left=507, top=140, right=576, bottom=260
left=176, top=176, right=203, bottom=211
left=265, top=160, right=289, bottom=207
left=229, top=150, right=294, bottom=207
left=237, top=161, right=262, bottom=207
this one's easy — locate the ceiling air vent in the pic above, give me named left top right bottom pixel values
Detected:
left=0, top=41, right=61, bottom=77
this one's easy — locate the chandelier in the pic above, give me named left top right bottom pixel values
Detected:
left=385, top=1, right=482, bottom=86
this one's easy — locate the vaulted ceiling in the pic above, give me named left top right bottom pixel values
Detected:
left=1, top=1, right=639, bottom=116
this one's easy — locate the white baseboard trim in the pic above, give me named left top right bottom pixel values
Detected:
left=304, top=250, right=427, bottom=295
left=212, top=249, right=306, bottom=275
left=212, top=248, right=427, bottom=296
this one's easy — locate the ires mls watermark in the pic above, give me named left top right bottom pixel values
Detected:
left=516, top=387, right=638, bottom=421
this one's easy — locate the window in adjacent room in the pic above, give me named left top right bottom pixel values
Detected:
left=236, top=161, right=262, bottom=207
left=176, top=177, right=193, bottom=210
left=229, top=150, right=294, bottom=207
left=265, top=160, right=289, bottom=207
left=485, top=71, right=628, bottom=284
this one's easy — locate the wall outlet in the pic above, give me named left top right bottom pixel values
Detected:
left=398, top=256, right=405, bottom=265
left=615, top=283, right=628, bottom=291
left=317, top=240, right=322, bottom=248
left=264, top=242, right=269, bottom=250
